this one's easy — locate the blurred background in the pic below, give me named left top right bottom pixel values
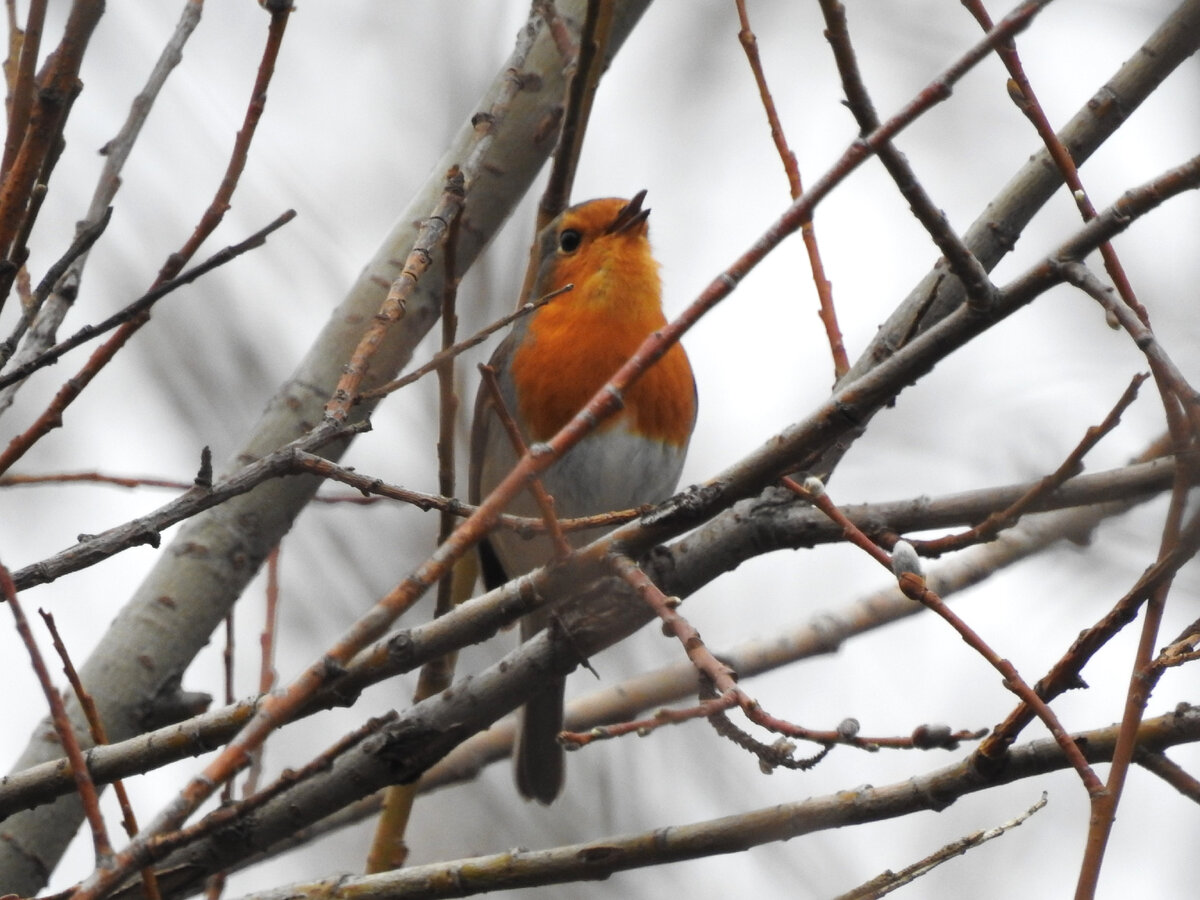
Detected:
left=2, top=2, right=1198, bottom=897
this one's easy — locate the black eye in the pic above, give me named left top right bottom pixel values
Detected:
left=558, top=228, right=582, bottom=253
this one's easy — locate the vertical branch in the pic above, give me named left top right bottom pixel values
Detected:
left=478, top=363, right=572, bottom=557
left=960, top=0, right=1149, bottom=326
left=435, top=214, right=463, bottom=592
left=366, top=212, right=468, bottom=875
left=536, top=0, right=614, bottom=230
left=734, top=0, right=847, bottom=378
left=1074, top=467, right=1196, bottom=899
left=39, top=611, right=162, bottom=900
left=1, top=0, right=47, bottom=177
left=0, top=0, right=105, bottom=297
left=0, top=564, right=112, bottom=863
left=1053, top=256, right=1199, bottom=898
left=247, top=547, right=282, bottom=788
left=517, top=0, right=615, bottom=307
left=204, top=612, right=238, bottom=896
left=258, top=547, right=282, bottom=703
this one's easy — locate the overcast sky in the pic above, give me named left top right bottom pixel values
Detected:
left=2, top=3, right=1198, bottom=898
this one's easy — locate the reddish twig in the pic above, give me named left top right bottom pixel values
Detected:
left=961, top=0, right=1150, bottom=327
left=39, top=611, right=161, bottom=900
left=0, top=2, right=294, bottom=475
left=0, top=471, right=195, bottom=490
left=291, top=449, right=642, bottom=533
left=611, top=553, right=840, bottom=771
left=898, top=568, right=1105, bottom=797
left=158, top=4, right=292, bottom=283
left=478, top=363, right=572, bottom=558
left=1, top=0, right=47, bottom=177
left=246, top=546, right=282, bottom=794
left=906, top=373, right=1149, bottom=556
left=736, top=0, right=847, bottom=377
left=784, top=476, right=1105, bottom=796
left=1075, top=468, right=1196, bottom=897
left=0, top=0, right=103, bottom=280
left=0, top=563, right=113, bottom=864
left=0, top=466, right=392, bottom=507
left=979, top=507, right=1200, bottom=766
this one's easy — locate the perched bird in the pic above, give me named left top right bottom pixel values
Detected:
left=469, top=192, right=697, bottom=804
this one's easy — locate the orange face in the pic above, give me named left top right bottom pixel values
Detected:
left=511, top=195, right=697, bottom=447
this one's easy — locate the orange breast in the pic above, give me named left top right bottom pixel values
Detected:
left=511, top=302, right=696, bottom=448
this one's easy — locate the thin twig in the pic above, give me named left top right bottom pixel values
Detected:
left=0, top=0, right=204, bottom=406
left=1, top=0, right=47, bottom=177
left=38, top=611, right=162, bottom=900
left=735, top=0, right=847, bottom=377
left=479, top=363, right=572, bottom=558
left=366, top=200, right=466, bottom=875
left=835, top=793, right=1048, bottom=900
left=0, top=2, right=293, bottom=474
left=323, top=168, right=465, bottom=421
left=0, top=0, right=104, bottom=288
left=0, top=563, right=113, bottom=863
left=0, top=206, right=111, bottom=369
left=820, top=0, right=998, bottom=311
left=1135, top=749, right=1200, bottom=804
left=564, top=701, right=981, bottom=754
left=906, top=373, right=1148, bottom=556
left=961, top=0, right=1150, bottom=326
left=220, top=709, right=1200, bottom=900
left=0, top=210, right=295, bottom=390
left=611, top=553, right=840, bottom=771
left=785, top=476, right=1105, bottom=795
left=246, top=545, right=281, bottom=793
left=355, top=283, right=571, bottom=403
left=10, top=423, right=361, bottom=592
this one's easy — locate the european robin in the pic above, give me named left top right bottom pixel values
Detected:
left=469, top=191, right=697, bottom=804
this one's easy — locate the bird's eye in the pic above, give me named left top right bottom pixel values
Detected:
left=558, top=229, right=582, bottom=253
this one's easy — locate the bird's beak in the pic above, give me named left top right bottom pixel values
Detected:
left=606, top=189, right=651, bottom=235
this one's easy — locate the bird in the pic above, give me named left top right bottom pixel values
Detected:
left=469, top=191, right=697, bottom=804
